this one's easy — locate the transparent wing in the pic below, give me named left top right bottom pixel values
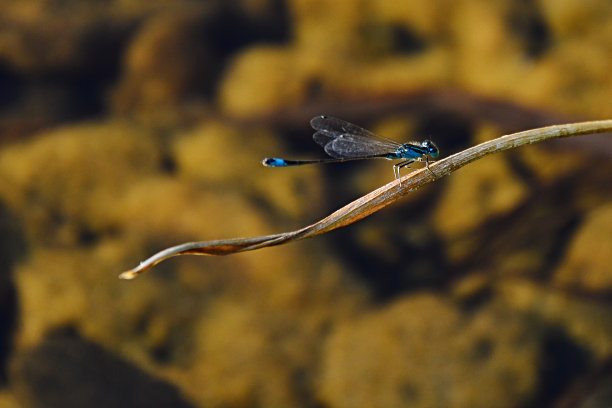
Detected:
left=310, top=116, right=402, bottom=159
left=324, top=133, right=399, bottom=158
left=311, top=116, right=398, bottom=143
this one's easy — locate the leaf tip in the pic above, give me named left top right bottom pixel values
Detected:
left=118, top=269, right=139, bottom=280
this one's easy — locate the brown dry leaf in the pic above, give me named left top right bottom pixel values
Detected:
left=120, top=119, right=612, bottom=279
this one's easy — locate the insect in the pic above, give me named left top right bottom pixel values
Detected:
left=262, top=115, right=439, bottom=184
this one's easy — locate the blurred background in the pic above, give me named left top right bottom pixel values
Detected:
left=0, top=0, right=612, bottom=407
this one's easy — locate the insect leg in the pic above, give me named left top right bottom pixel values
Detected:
left=424, top=156, right=436, bottom=177
left=394, top=160, right=414, bottom=186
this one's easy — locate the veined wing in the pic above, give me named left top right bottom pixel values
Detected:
left=310, top=115, right=402, bottom=159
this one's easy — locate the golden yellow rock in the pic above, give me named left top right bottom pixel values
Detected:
left=337, top=49, right=450, bottom=96
left=319, top=294, right=539, bottom=408
left=517, top=143, right=588, bottom=183
left=172, top=120, right=325, bottom=219
left=166, top=256, right=368, bottom=408
left=364, top=0, right=452, bottom=37
left=451, top=1, right=533, bottom=97
left=539, top=0, right=612, bottom=35
left=0, top=390, right=18, bottom=408
left=290, top=0, right=361, bottom=53
left=219, top=46, right=312, bottom=116
left=497, top=279, right=612, bottom=358
left=432, top=130, right=528, bottom=256
left=0, top=121, right=162, bottom=244
left=2, top=1, right=612, bottom=407
left=554, top=203, right=612, bottom=292
left=112, top=10, right=215, bottom=113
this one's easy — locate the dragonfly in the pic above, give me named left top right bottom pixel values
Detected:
left=262, top=115, right=439, bottom=184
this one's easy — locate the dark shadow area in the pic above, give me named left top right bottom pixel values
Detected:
left=551, top=357, right=612, bottom=408
left=0, top=17, right=133, bottom=121
left=314, top=112, right=474, bottom=301
left=0, top=201, right=27, bottom=385
left=524, top=326, right=592, bottom=408
left=359, top=21, right=428, bottom=56
left=10, top=328, right=195, bottom=408
left=0, top=64, right=24, bottom=113
left=414, top=109, right=475, bottom=156
left=446, top=158, right=612, bottom=287
left=326, top=188, right=448, bottom=301
left=507, top=0, right=553, bottom=59
left=196, top=1, right=292, bottom=98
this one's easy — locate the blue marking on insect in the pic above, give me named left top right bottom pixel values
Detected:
left=262, top=158, right=289, bottom=167
left=262, top=115, right=440, bottom=184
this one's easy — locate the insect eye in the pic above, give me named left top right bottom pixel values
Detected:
left=423, top=140, right=439, bottom=158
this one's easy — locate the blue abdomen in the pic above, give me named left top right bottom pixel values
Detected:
left=262, top=158, right=288, bottom=167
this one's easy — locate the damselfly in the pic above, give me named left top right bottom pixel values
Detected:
left=262, top=115, right=439, bottom=184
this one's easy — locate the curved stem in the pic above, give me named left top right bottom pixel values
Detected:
left=120, top=119, right=612, bottom=279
